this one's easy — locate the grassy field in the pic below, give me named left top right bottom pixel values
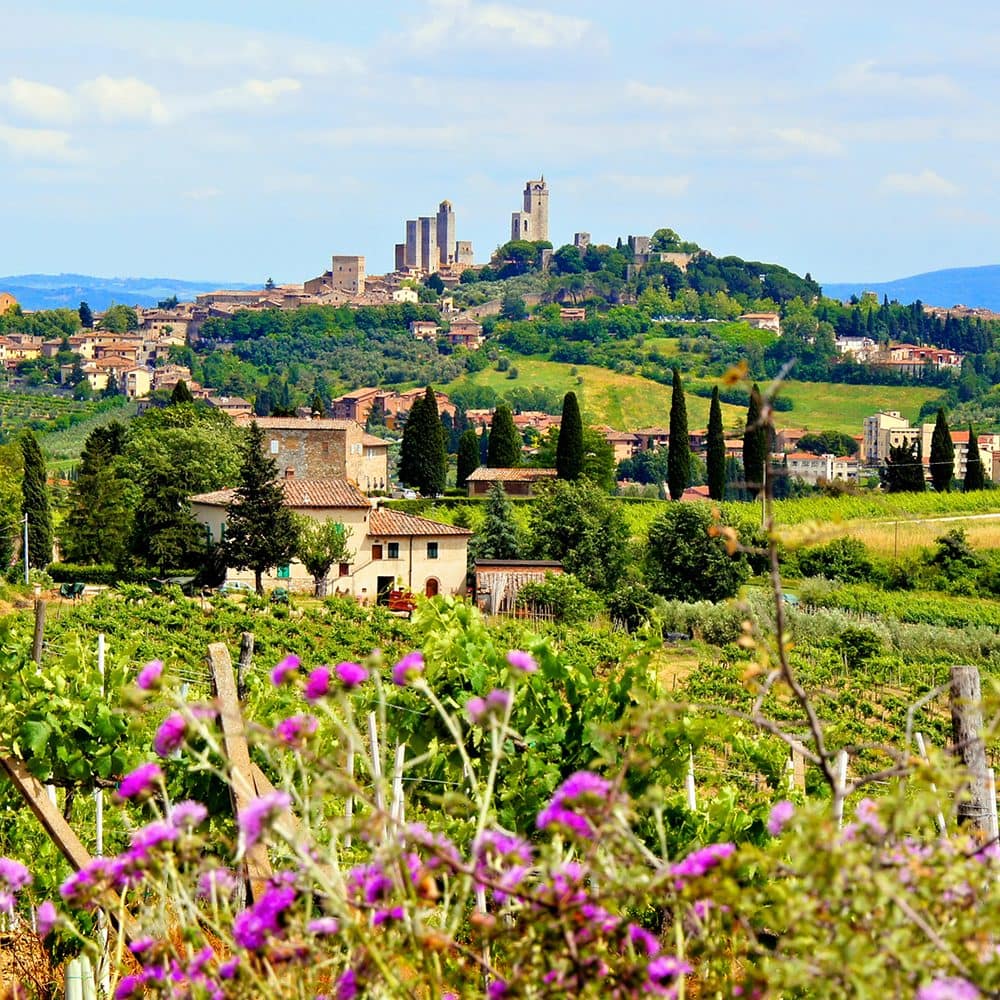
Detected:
left=446, top=359, right=945, bottom=435
left=827, top=513, right=1000, bottom=556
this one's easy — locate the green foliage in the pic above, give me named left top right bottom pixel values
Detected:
left=223, top=421, right=300, bottom=593
left=517, top=572, right=603, bottom=623
left=170, top=379, right=194, bottom=405
left=20, top=430, right=52, bottom=569
left=399, top=387, right=447, bottom=495
left=473, top=482, right=520, bottom=560
left=78, top=301, right=93, bottom=328
left=487, top=403, right=521, bottom=467
left=607, top=580, right=659, bottom=632
left=456, top=428, right=480, bottom=490
left=965, top=423, right=985, bottom=492
left=555, top=391, right=583, bottom=481
left=645, top=503, right=749, bottom=602
left=527, top=478, right=629, bottom=592
left=795, top=537, right=878, bottom=584
left=99, top=304, right=138, bottom=333
left=742, top=383, right=766, bottom=500
left=881, top=439, right=925, bottom=493
left=929, top=408, right=954, bottom=492
left=294, top=517, right=352, bottom=597
left=797, top=430, right=859, bottom=457
left=667, top=368, right=690, bottom=501
left=707, top=386, right=725, bottom=501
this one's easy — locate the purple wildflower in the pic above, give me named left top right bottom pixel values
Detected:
left=35, top=900, right=57, bottom=937
left=0, top=858, right=31, bottom=892
left=115, top=975, right=144, bottom=999
left=671, top=843, right=736, bottom=885
left=487, top=981, right=509, bottom=999
left=627, top=923, right=660, bottom=956
left=487, top=688, right=511, bottom=710
left=154, top=713, right=187, bottom=757
left=372, top=905, right=405, bottom=926
left=304, top=666, right=331, bottom=702
left=307, top=917, right=340, bottom=936
left=506, top=649, right=537, bottom=673
left=336, top=969, right=358, bottom=1000
left=465, top=696, right=488, bottom=723
left=198, top=868, right=237, bottom=901
left=129, top=937, right=156, bottom=955
left=136, top=659, right=163, bottom=690
left=537, top=771, right=614, bottom=839
left=273, top=714, right=319, bottom=748
left=647, top=955, right=693, bottom=987
left=335, top=661, right=369, bottom=688
left=219, top=957, right=240, bottom=980
left=238, top=791, right=291, bottom=852
left=855, top=798, right=887, bottom=837
left=232, top=884, right=296, bottom=951
left=170, top=800, right=208, bottom=831
left=916, top=978, right=981, bottom=1000
left=117, top=762, right=162, bottom=800
left=392, top=651, right=425, bottom=686
left=767, top=799, right=794, bottom=836
left=270, top=654, right=301, bottom=686
left=466, top=689, right=510, bottom=725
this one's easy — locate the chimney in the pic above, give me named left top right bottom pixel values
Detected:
left=284, top=468, right=295, bottom=479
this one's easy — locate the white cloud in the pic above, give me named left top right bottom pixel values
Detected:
left=181, top=187, right=223, bottom=201
left=772, top=127, right=844, bottom=156
left=624, top=80, right=695, bottom=108
left=602, top=173, right=690, bottom=197
left=837, top=61, right=961, bottom=100
left=0, top=78, right=75, bottom=123
left=881, top=169, right=960, bottom=197
left=194, top=78, right=303, bottom=114
left=78, top=76, right=170, bottom=124
left=411, top=0, right=593, bottom=50
left=0, top=124, right=79, bottom=162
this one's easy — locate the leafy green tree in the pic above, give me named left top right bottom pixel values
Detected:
left=99, top=304, right=138, bottom=333
left=555, top=391, right=584, bottom=481
left=667, top=369, right=690, bottom=500
left=399, top=387, right=447, bottom=495
left=645, top=503, right=749, bottom=602
left=965, top=424, right=985, bottom=492
left=170, top=379, right=194, bottom=405
left=707, top=386, right=726, bottom=501
left=487, top=404, right=521, bottom=467
left=500, top=292, right=527, bottom=321
left=78, top=301, right=93, bottom=329
left=424, top=273, right=445, bottom=294
left=295, top=517, right=352, bottom=597
left=881, top=440, right=925, bottom=493
left=0, top=445, right=21, bottom=570
left=130, top=454, right=207, bottom=574
left=552, top=245, right=584, bottom=275
left=62, top=422, right=130, bottom=565
left=527, top=478, right=629, bottom=592
left=742, top=383, right=766, bottom=500
left=580, top=428, right=616, bottom=492
left=456, top=429, right=480, bottom=491
left=929, top=408, right=955, bottom=493
left=20, top=431, right=52, bottom=570
left=798, top=431, right=859, bottom=457
left=473, top=481, right=520, bottom=560
left=223, top=421, right=300, bottom=594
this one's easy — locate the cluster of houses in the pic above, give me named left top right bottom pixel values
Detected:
left=834, top=338, right=964, bottom=373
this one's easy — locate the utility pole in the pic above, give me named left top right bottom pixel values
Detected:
left=22, top=513, right=28, bottom=586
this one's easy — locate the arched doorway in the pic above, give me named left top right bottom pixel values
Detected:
left=424, top=578, right=439, bottom=597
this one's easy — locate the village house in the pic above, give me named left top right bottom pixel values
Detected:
left=739, top=312, right=781, bottom=335
left=633, top=427, right=671, bottom=451
left=409, top=320, right=440, bottom=342
left=446, top=317, right=485, bottom=349
left=558, top=307, right=587, bottom=322
left=465, top=467, right=557, bottom=498
left=782, top=452, right=859, bottom=486
left=0, top=292, right=18, bottom=315
left=869, top=343, right=964, bottom=377
left=235, top=415, right=390, bottom=493
left=206, top=396, right=254, bottom=418
left=775, top=428, right=807, bottom=452
left=331, top=387, right=456, bottom=425
left=600, top=429, right=641, bottom=464
left=473, top=559, right=563, bottom=615
left=835, top=335, right=878, bottom=361
left=190, top=476, right=470, bottom=599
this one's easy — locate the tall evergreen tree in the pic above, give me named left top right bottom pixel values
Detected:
left=742, top=383, right=767, bottom=500
left=882, top=440, right=925, bottom=493
left=20, top=431, right=52, bottom=570
left=78, top=301, right=93, bottom=329
left=487, top=403, right=521, bottom=467
left=398, top=388, right=447, bottom=495
left=63, top=422, right=130, bottom=565
left=706, top=386, right=726, bottom=501
left=555, top=391, right=584, bottom=480
left=474, top=481, right=520, bottom=560
left=456, top=429, right=480, bottom=491
left=224, top=421, right=300, bottom=594
left=170, top=379, right=194, bottom=405
left=929, top=408, right=955, bottom=493
left=131, top=454, right=207, bottom=574
left=667, top=369, right=690, bottom=500
left=965, top=424, right=985, bottom=492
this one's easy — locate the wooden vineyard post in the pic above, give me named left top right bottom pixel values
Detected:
left=950, top=665, right=992, bottom=833
left=208, top=642, right=273, bottom=900
left=31, top=599, right=45, bottom=666
left=236, top=631, right=254, bottom=702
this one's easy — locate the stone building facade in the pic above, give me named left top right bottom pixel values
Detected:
left=511, top=177, right=549, bottom=243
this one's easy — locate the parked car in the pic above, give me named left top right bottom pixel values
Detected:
left=218, top=581, right=253, bottom=595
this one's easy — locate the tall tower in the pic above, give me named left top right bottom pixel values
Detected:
left=510, top=177, right=549, bottom=243
left=418, top=217, right=438, bottom=273
left=436, top=200, right=456, bottom=266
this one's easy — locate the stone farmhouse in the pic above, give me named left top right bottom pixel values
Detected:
left=190, top=476, right=470, bottom=600
left=331, top=387, right=456, bottom=426
left=465, top=467, right=557, bottom=498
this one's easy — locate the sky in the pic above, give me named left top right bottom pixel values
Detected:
left=0, top=0, right=997, bottom=286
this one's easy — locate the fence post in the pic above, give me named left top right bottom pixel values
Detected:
left=950, top=665, right=992, bottom=833
left=914, top=731, right=947, bottom=834
left=685, top=751, right=697, bottom=811
left=32, top=599, right=45, bottom=666
left=237, top=632, right=254, bottom=702
left=834, top=750, right=849, bottom=828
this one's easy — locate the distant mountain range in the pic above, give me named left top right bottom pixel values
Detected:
left=0, top=274, right=257, bottom=312
left=824, top=265, right=1000, bottom=312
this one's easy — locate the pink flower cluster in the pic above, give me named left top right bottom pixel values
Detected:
left=536, top=770, right=615, bottom=839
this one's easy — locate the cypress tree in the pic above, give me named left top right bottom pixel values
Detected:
left=706, top=386, right=726, bottom=501
left=929, top=408, right=955, bottom=493
left=476, top=481, right=520, bottom=559
left=488, top=403, right=521, bottom=468
left=882, top=440, right=926, bottom=493
left=666, top=369, right=690, bottom=500
left=78, top=301, right=93, bottom=329
left=131, top=454, right=206, bottom=574
left=224, top=421, right=300, bottom=594
left=964, top=423, right=985, bottom=492
left=479, top=424, right=490, bottom=465
left=20, top=431, right=52, bottom=570
left=170, top=379, right=194, bottom=405
left=418, top=386, right=448, bottom=496
left=456, top=428, right=480, bottom=491
left=742, top=383, right=767, bottom=500
left=555, top=391, right=584, bottom=480
left=398, top=395, right=426, bottom=489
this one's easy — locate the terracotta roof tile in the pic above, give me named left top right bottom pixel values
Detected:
left=190, top=478, right=371, bottom=509
left=465, top=467, right=557, bottom=482
left=370, top=508, right=471, bottom=537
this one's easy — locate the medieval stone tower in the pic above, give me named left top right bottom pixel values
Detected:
left=510, top=177, right=549, bottom=243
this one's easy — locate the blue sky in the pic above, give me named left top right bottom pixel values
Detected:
left=0, top=0, right=996, bottom=285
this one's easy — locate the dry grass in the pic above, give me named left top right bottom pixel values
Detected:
left=788, top=513, right=1000, bottom=556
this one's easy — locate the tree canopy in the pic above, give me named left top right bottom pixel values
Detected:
left=487, top=404, right=521, bottom=468
left=20, top=431, right=52, bottom=570
left=555, top=391, right=584, bottom=481
left=667, top=369, right=690, bottom=500
left=929, top=408, right=955, bottom=493
left=707, top=386, right=726, bottom=501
